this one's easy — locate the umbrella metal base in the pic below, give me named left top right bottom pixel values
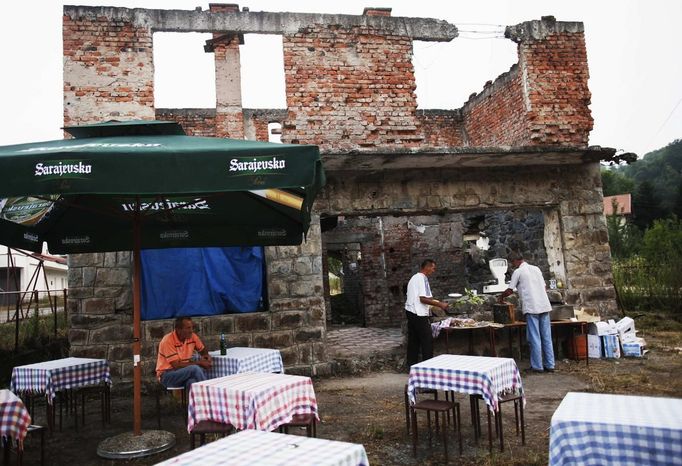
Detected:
left=97, top=430, right=176, bottom=459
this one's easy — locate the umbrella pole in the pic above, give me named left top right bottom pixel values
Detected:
left=133, top=213, right=142, bottom=436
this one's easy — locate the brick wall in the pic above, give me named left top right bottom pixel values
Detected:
left=63, top=12, right=154, bottom=125
left=461, top=66, right=530, bottom=146
left=417, top=110, right=466, bottom=147
left=155, top=109, right=217, bottom=137
left=281, top=24, right=422, bottom=151
left=460, top=17, right=592, bottom=147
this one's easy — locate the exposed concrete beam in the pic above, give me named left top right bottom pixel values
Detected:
left=321, top=146, right=617, bottom=172
left=63, top=6, right=458, bottom=42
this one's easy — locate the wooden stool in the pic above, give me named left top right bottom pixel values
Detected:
left=189, top=421, right=234, bottom=449
left=410, top=399, right=462, bottom=461
left=6, top=424, right=47, bottom=466
left=404, top=385, right=438, bottom=436
left=78, top=383, right=111, bottom=427
left=278, top=413, right=317, bottom=437
left=471, top=392, right=525, bottom=453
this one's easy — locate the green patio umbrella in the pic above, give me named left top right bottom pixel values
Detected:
left=0, top=120, right=325, bottom=444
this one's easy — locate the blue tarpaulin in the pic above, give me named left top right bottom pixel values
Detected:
left=140, top=247, right=265, bottom=320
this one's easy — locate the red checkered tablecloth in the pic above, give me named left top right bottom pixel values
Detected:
left=155, top=430, right=369, bottom=466
left=188, top=372, right=318, bottom=433
left=10, top=357, right=111, bottom=404
left=407, top=354, right=524, bottom=412
left=0, top=389, right=32, bottom=448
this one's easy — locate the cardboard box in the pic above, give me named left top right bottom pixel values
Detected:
left=587, top=334, right=602, bottom=358
left=616, top=316, right=636, bottom=337
left=601, top=334, right=621, bottom=358
left=622, top=337, right=647, bottom=357
left=589, top=320, right=617, bottom=336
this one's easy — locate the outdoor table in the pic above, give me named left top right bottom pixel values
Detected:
left=0, top=389, right=31, bottom=449
left=549, top=392, right=682, bottom=466
left=408, top=354, right=524, bottom=451
left=187, top=372, right=318, bottom=433
left=206, top=347, right=283, bottom=379
left=10, top=357, right=111, bottom=431
left=407, top=354, right=523, bottom=411
left=155, top=429, right=369, bottom=466
left=441, top=325, right=497, bottom=356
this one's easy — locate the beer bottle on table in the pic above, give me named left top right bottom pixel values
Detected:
left=220, top=332, right=227, bottom=355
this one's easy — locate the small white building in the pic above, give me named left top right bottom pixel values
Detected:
left=0, top=245, right=67, bottom=306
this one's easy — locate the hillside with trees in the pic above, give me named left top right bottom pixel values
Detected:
left=602, top=139, right=682, bottom=228
left=601, top=139, right=682, bottom=313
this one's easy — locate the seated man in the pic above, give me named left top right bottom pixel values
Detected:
left=156, top=316, right=212, bottom=390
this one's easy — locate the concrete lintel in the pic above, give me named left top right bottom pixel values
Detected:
left=321, top=146, right=616, bottom=172
left=63, top=6, right=458, bottom=41
left=505, top=15, right=584, bottom=43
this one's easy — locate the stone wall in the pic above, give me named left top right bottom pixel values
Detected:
left=67, top=221, right=330, bottom=380
left=317, top=163, right=617, bottom=322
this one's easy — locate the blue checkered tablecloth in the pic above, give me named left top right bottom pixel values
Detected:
left=0, top=389, right=31, bottom=448
left=10, top=357, right=111, bottom=404
left=155, top=430, right=369, bottom=466
left=550, top=392, right=682, bottom=466
left=407, top=354, right=523, bottom=412
left=206, top=347, right=284, bottom=379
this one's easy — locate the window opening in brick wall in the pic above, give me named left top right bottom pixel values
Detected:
left=240, top=35, right=286, bottom=109
left=153, top=32, right=216, bottom=108
left=413, top=39, right=516, bottom=109
left=268, top=122, right=282, bottom=143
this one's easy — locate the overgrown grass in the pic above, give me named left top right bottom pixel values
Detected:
left=612, top=257, right=682, bottom=313
left=0, top=312, right=69, bottom=386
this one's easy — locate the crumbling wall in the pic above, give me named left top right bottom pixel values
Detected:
left=460, top=17, right=593, bottom=147
left=63, top=11, right=155, bottom=126
left=281, top=22, right=421, bottom=150
left=317, top=163, right=617, bottom=320
left=416, top=110, right=466, bottom=147
left=63, top=5, right=615, bottom=379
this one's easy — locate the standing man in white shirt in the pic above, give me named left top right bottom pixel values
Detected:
left=499, top=251, right=555, bottom=373
left=405, top=259, right=449, bottom=368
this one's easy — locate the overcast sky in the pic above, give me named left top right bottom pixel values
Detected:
left=1, top=0, right=680, bottom=157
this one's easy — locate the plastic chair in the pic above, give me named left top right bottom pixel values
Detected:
left=155, top=386, right=187, bottom=428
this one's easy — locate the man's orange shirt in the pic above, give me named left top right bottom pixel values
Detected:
left=155, top=330, right=205, bottom=379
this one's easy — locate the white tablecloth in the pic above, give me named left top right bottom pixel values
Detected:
left=550, top=392, right=682, bottom=466
left=155, top=430, right=369, bottom=466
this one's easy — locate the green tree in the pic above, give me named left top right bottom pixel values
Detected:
left=633, top=181, right=664, bottom=229
left=601, top=168, right=635, bottom=196
left=641, top=217, right=682, bottom=263
left=606, top=211, right=641, bottom=258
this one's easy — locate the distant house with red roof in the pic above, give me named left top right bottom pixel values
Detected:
left=603, top=194, right=632, bottom=225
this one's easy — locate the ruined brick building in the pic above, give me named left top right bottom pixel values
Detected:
left=63, top=4, right=620, bottom=381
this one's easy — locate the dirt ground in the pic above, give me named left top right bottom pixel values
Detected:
left=11, top=326, right=682, bottom=466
